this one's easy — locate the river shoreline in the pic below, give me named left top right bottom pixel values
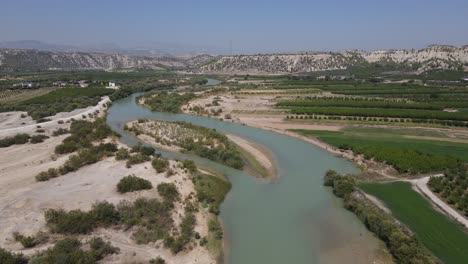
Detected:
left=107, top=90, right=396, bottom=264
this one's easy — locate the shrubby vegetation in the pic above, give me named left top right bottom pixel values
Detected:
left=0, top=88, right=112, bottom=120
left=180, top=159, right=196, bottom=172
left=30, top=134, right=49, bottom=144
left=125, top=153, right=151, bottom=168
left=43, top=194, right=197, bottom=253
left=164, top=210, right=196, bottom=253
left=123, top=144, right=155, bottom=168
left=150, top=257, right=166, bottom=264
left=193, top=173, right=232, bottom=215
left=51, top=127, right=69, bottom=136
left=157, top=183, right=180, bottom=203
left=0, top=247, right=28, bottom=264
left=324, top=170, right=440, bottom=264
left=152, top=156, right=169, bottom=173
left=13, top=231, right=48, bottom=249
left=36, top=119, right=118, bottom=181
left=54, top=119, right=114, bottom=154
left=0, top=133, right=31, bottom=148
left=117, top=175, right=153, bottom=193
left=129, top=120, right=244, bottom=169
left=139, top=91, right=196, bottom=113
left=428, top=163, right=468, bottom=215
left=29, top=237, right=118, bottom=264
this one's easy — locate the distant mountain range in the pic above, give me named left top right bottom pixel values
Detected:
left=0, top=40, right=227, bottom=57
left=196, top=45, right=468, bottom=74
left=0, top=42, right=467, bottom=74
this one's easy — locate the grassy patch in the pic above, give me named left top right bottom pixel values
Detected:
left=360, top=182, right=468, bottom=264
left=193, top=173, right=231, bottom=215
left=292, top=128, right=468, bottom=174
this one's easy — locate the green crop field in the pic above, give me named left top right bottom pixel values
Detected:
left=21, top=87, right=113, bottom=105
left=360, top=182, right=468, bottom=264
left=290, top=107, right=468, bottom=121
left=291, top=128, right=468, bottom=173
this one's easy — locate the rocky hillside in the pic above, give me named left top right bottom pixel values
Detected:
left=0, top=49, right=181, bottom=72
left=198, top=45, right=468, bottom=74
left=1, top=45, right=467, bottom=74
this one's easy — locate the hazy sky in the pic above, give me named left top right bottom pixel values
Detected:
left=1, top=0, right=468, bottom=53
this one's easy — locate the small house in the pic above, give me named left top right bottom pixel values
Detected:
left=106, top=82, right=119, bottom=89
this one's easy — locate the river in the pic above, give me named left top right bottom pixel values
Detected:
left=106, top=87, right=387, bottom=264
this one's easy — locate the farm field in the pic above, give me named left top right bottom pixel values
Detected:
left=265, top=80, right=468, bottom=128
left=0, top=88, right=56, bottom=105
left=0, top=88, right=114, bottom=120
left=290, top=127, right=468, bottom=174
left=360, top=182, right=468, bottom=264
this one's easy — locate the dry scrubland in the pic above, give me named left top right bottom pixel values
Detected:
left=0, top=109, right=223, bottom=264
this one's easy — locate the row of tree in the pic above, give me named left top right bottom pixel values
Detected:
left=324, top=170, right=440, bottom=264
left=428, top=163, right=468, bottom=215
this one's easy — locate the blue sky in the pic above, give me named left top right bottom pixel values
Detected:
left=1, top=0, right=467, bottom=53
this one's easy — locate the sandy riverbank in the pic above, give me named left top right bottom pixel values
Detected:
left=226, top=133, right=276, bottom=178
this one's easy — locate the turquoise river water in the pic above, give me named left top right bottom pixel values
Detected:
left=106, top=90, right=386, bottom=264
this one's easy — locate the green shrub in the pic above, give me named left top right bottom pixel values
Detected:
left=35, top=168, right=59, bottom=181
left=157, top=183, right=180, bottom=203
left=0, top=247, right=28, bottom=264
left=141, top=92, right=196, bottom=113
left=208, top=219, right=223, bottom=240
left=150, top=257, right=166, bottom=264
left=117, top=175, right=153, bottom=193
left=30, top=135, right=49, bottom=144
left=88, top=237, right=120, bottom=260
left=118, top=198, right=174, bottom=244
left=182, top=159, right=197, bottom=173
left=44, top=209, right=95, bottom=234
left=13, top=232, right=38, bottom=248
left=0, top=133, right=31, bottom=148
left=131, top=144, right=155, bottom=156
left=126, top=153, right=151, bottom=168
left=115, top=148, right=130, bottom=160
left=193, top=173, right=231, bottom=215
left=52, top=128, right=69, bottom=136
left=91, top=201, right=120, bottom=227
left=29, top=237, right=118, bottom=264
left=323, top=169, right=339, bottom=186
left=152, top=157, right=169, bottom=173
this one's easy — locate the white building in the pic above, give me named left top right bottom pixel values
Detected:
left=106, top=82, right=119, bottom=89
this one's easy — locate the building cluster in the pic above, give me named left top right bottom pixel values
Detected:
left=316, top=75, right=354, bottom=81
left=12, top=82, right=40, bottom=89
left=52, top=80, right=89, bottom=88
